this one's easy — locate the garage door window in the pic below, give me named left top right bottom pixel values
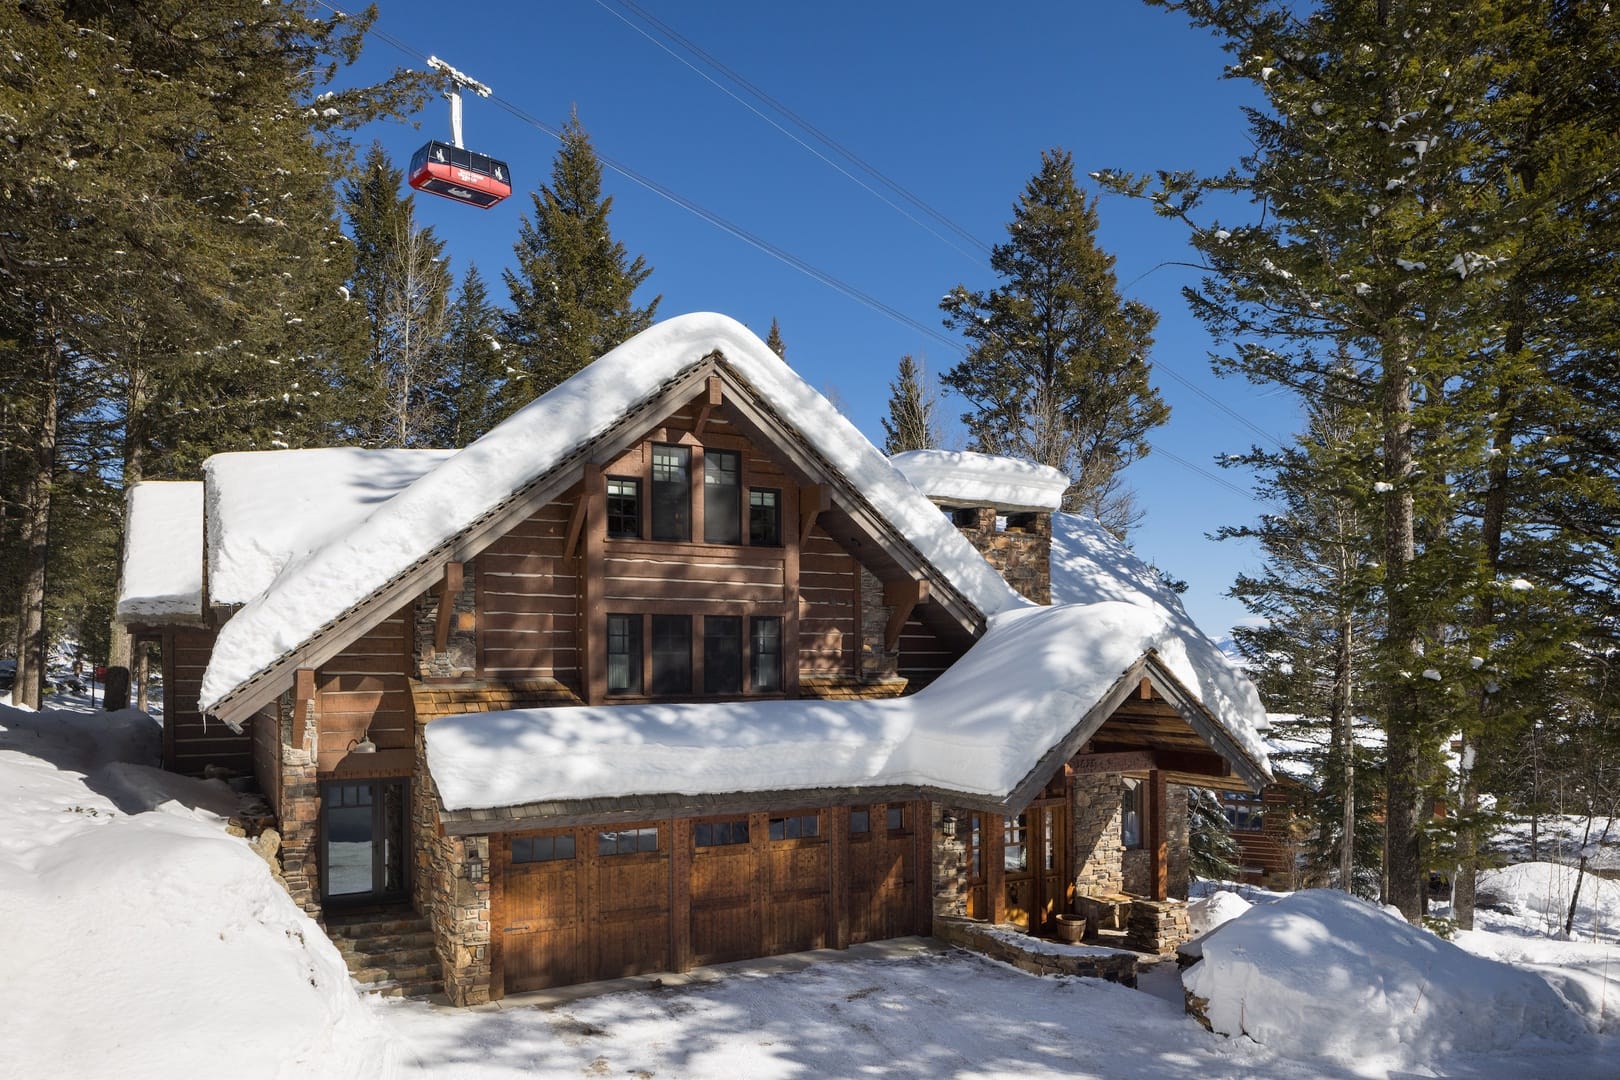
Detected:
left=768, top=813, right=819, bottom=840
left=598, top=827, right=658, bottom=855
left=694, top=819, right=750, bottom=847
left=512, top=834, right=575, bottom=863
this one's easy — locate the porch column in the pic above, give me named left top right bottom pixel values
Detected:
left=1149, top=769, right=1168, bottom=901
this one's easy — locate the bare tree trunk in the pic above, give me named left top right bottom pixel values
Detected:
left=1335, top=612, right=1356, bottom=890
left=14, top=336, right=60, bottom=710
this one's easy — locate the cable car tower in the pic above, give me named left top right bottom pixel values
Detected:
left=408, top=57, right=512, bottom=209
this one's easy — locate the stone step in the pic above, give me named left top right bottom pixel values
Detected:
left=332, top=931, right=437, bottom=956
left=326, top=915, right=433, bottom=939
left=350, top=961, right=440, bottom=985
left=361, top=978, right=444, bottom=999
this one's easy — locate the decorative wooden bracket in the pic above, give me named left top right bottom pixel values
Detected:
left=293, top=667, right=316, bottom=750
left=434, top=561, right=464, bottom=653
left=565, top=464, right=596, bottom=560
left=692, top=375, right=723, bottom=436
left=883, top=578, right=929, bottom=651
left=799, top=483, right=830, bottom=546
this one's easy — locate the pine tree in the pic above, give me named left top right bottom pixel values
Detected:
left=430, top=265, right=508, bottom=446
left=941, top=150, right=1167, bottom=535
left=1187, top=788, right=1240, bottom=883
left=343, top=144, right=452, bottom=448
left=880, top=355, right=939, bottom=455
left=501, top=113, right=658, bottom=411
left=1113, top=0, right=1620, bottom=920
left=765, top=317, right=786, bottom=361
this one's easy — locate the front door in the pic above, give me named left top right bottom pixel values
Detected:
left=322, top=778, right=408, bottom=904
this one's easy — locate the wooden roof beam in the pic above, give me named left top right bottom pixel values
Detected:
left=692, top=375, right=723, bottom=436
left=883, top=578, right=929, bottom=651
left=433, top=561, right=464, bottom=653
left=799, top=483, right=830, bottom=546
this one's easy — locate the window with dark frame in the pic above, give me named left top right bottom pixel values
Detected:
left=650, top=614, right=692, bottom=695
left=651, top=444, right=690, bottom=541
left=703, top=449, right=742, bottom=544
left=606, top=477, right=641, bottom=539
left=768, top=814, right=820, bottom=840
left=598, top=827, right=659, bottom=856
left=749, top=488, right=781, bottom=546
left=512, top=834, right=575, bottom=863
left=850, top=809, right=871, bottom=834
left=1222, top=790, right=1265, bottom=832
left=703, top=615, right=742, bottom=695
left=1122, top=780, right=1145, bottom=849
left=886, top=805, right=905, bottom=832
left=751, top=616, right=782, bottom=693
left=694, top=819, right=750, bottom=847
left=607, top=614, right=642, bottom=695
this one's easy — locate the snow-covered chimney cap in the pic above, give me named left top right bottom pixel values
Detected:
left=890, top=450, right=1069, bottom=513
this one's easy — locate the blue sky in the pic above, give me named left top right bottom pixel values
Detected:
left=336, top=0, right=1297, bottom=639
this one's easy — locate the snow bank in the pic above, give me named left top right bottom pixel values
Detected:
left=204, top=447, right=454, bottom=606
left=426, top=598, right=1269, bottom=811
left=118, top=482, right=204, bottom=620
left=201, top=313, right=1025, bottom=711
left=1476, top=861, right=1620, bottom=940
left=889, top=449, right=1070, bottom=511
left=0, top=704, right=389, bottom=1080
left=1188, top=888, right=1253, bottom=936
left=1182, top=889, right=1591, bottom=1067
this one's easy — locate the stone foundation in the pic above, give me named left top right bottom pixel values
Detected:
left=934, top=917, right=1137, bottom=986
left=275, top=690, right=321, bottom=915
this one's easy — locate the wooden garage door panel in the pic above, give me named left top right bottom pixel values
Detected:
left=505, top=926, right=580, bottom=991
left=767, top=843, right=828, bottom=895
left=690, top=847, right=753, bottom=903
left=505, top=865, right=580, bottom=931
left=594, top=913, right=670, bottom=978
left=691, top=905, right=761, bottom=966
left=594, top=857, right=668, bottom=919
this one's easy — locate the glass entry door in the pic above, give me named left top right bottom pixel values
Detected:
left=322, top=779, right=408, bottom=904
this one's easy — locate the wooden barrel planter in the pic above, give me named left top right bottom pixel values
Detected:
left=1054, top=914, right=1088, bottom=944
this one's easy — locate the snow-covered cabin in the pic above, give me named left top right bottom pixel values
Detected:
left=118, top=313, right=1270, bottom=1005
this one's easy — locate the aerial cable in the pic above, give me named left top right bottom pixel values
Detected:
left=591, top=0, right=988, bottom=268
left=602, top=0, right=991, bottom=260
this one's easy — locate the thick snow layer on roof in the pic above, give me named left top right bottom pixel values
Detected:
left=1050, top=512, right=1269, bottom=760
left=200, top=314, right=1024, bottom=712
left=425, top=598, right=1269, bottom=812
left=889, top=449, right=1070, bottom=512
left=205, top=448, right=453, bottom=606
left=117, top=482, right=204, bottom=620
left=1182, top=889, right=1590, bottom=1067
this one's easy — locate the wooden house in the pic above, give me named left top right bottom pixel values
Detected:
left=118, top=313, right=1272, bottom=1005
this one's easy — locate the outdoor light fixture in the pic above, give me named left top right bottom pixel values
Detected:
left=941, top=811, right=959, bottom=839
left=346, top=735, right=378, bottom=754
left=467, top=847, right=484, bottom=882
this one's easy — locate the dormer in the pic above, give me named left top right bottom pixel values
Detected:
left=889, top=450, right=1069, bottom=606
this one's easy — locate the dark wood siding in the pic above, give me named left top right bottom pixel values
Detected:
left=896, top=615, right=955, bottom=690
left=162, top=626, right=253, bottom=778
left=798, top=529, right=857, bottom=676
left=478, top=494, right=580, bottom=684
left=316, top=607, right=412, bottom=774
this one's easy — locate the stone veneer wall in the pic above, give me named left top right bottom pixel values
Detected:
left=411, top=716, right=491, bottom=1007
left=857, top=565, right=901, bottom=683
left=1072, top=773, right=1127, bottom=896
left=1121, top=784, right=1191, bottom=900
left=949, top=506, right=1052, bottom=606
left=933, top=918, right=1138, bottom=986
left=413, top=558, right=479, bottom=679
left=275, top=690, right=321, bottom=914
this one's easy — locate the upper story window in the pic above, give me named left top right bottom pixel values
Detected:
left=768, top=813, right=819, bottom=840
left=704, top=449, right=742, bottom=545
left=607, top=613, right=642, bottom=695
left=850, top=809, right=871, bottom=835
left=751, top=616, right=782, bottom=693
left=749, top=489, right=781, bottom=546
left=650, top=613, right=692, bottom=695
left=651, top=444, right=690, bottom=542
left=606, top=478, right=641, bottom=539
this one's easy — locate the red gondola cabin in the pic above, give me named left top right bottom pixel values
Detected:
left=408, top=140, right=512, bottom=209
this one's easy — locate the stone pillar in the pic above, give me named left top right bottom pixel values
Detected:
left=1126, top=899, right=1192, bottom=954
left=931, top=803, right=970, bottom=919
left=1166, top=785, right=1191, bottom=900
left=858, top=565, right=901, bottom=683
left=276, top=691, right=322, bottom=914
left=414, top=716, right=491, bottom=1006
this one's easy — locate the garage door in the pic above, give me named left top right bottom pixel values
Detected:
left=847, top=803, right=918, bottom=944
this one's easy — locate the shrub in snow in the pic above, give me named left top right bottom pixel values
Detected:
left=1181, top=889, right=1589, bottom=1067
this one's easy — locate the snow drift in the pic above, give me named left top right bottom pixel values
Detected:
left=1182, top=889, right=1591, bottom=1067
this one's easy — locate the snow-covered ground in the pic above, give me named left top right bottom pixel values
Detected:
left=2, top=700, right=1615, bottom=1079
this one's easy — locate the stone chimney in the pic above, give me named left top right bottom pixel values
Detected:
left=947, top=506, right=1052, bottom=605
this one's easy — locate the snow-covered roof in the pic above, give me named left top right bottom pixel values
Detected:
left=424, top=598, right=1272, bottom=813
left=204, top=448, right=454, bottom=607
left=889, top=450, right=1069, bottom=512
left=198, top=314, right=1026, bottom=713
left=117, top=482, right=205, bottom=621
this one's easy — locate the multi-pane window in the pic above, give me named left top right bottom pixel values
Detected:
left=651, top=614, right=692, bottom=695
left=751, top=617, right=782, bottom=693
left=886, top=805, right=906, bottom=832
left=1003, top=813, right=1028, bottom=871
left=1121, top=780, right=1144, bottom=849
left=606, top=477, right=641, bottom=539
left=703, top=449, right=742, bottom=544
left=850, top=809, right=871, bottom=835
left=749, top=489, right=781, bottom=546
left=703, top=615, right=742, bottom=695
left=769, top=814, right=820, bottom=840
left=694, top=819, right=750, bottom=847
left=607, top=614, right=642, bottom=695
left=1222, top=790, right=1265, bottom=832
left=598, top=827, right=659, bottom=856
left=512, top=834, right=575, bottom=864
left=651, top=444, right=690, bottom=542
left=967, top=814, right=982, bottom=877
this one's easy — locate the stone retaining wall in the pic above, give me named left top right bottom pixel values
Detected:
left=934, top=917, right=1138, bottom=987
